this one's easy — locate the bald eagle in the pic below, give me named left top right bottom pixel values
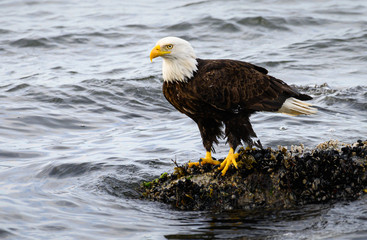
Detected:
left=150, top=37, right=316, bottom=176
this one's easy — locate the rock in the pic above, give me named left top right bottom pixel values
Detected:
left=140, top=140, right=367, bottom=211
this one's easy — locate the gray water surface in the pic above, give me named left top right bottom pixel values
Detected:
left=1, top=0, right=367, bottom=239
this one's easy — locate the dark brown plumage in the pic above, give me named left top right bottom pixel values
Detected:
left=163, top=58, right=313, bottom=152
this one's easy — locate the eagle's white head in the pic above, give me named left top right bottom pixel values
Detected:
left=150, top=37, right=198, bottom=83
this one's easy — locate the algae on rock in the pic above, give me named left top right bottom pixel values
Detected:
left=141, top=140, right=367, bottom=211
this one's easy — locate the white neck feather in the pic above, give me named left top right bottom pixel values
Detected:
left=162, top=56, right=198, bottom=83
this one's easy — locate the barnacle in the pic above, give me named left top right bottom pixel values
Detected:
left=141, top=140, right=367, bottom=211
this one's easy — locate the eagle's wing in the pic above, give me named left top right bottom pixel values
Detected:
left=194, top=59, right=310, bottom=113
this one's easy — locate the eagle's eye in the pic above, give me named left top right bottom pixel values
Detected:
left=166, top=44, right=173, bottom=50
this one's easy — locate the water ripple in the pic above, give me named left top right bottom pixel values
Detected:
left=0, top=228, right=13, bottom=238
left=19, top=115, right=93, bottom=130
left=10, top=37, right=55, bottom=48
left=0, top=0, right=367, bottom=239
left=5, top=83, right=30, bottom=92
left=38, top=162, right=105, bottom=178
left=300, top=84, right=367, bottom=111
left=167, top=22, right=194, bottom=31
left=0, top=150, right=42, bottom=159
left=235, top=16, right=290, bottom=30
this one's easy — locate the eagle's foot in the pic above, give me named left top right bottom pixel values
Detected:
left=188, top=151, right=220, bottom=168
left=218, top=148, right=239, bottom=176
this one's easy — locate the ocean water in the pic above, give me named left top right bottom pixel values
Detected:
left=0, top=0, right=367, bottom=239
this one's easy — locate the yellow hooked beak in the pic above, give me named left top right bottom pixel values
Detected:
left=150, top=45, right=171, bottom=62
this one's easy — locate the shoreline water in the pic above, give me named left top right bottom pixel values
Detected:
left=1, top=0, right=366, bottom=239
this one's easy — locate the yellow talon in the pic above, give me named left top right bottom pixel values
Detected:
left=188, top=151, right=221, bottom=168
left=218, top=148, right=239, bottom=176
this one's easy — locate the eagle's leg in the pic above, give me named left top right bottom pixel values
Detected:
left=217, top=147, right=239, bottom=176
left=218, top=115, right=257, bottom=175
left=188, top=151, right=221, bottom=167
left=188, top=119, right=222, bottom=168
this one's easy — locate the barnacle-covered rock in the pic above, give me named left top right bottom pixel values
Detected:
left=140, top=140, right=367, bottom=211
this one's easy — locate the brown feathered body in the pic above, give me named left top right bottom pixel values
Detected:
left=163, top=58, right=312, bottom=152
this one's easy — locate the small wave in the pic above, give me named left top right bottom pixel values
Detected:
left=175, top=0, right=207, bottom=8
left=50, top=34, right=89, bottom=45
left=233, top=15, right=332, bottom=31
left=102, top=68, right=127, bottom=75
left=199, top=16, right=242, bottom=32
left=167, top=22, right=194, bottom=31
left=315, top=4, right=366, bottom=16
left=0, top=149, right=42, bottom=159
left=286, top=16, right=331, bottom=26
left=260, top=60, right=296, bottom=68
left=234, top=16, right=290, bottom=31
left=39, top=224, right=68, bottom=232
left=19, top=115, right=94, bottom=130
left=322, top=86, right=367, bottom=111
left=0, top=228, right=13, bottom=238
left=10, top=37, right=55, bottom=48
left=297, top=83, right=338, bottom=96
left=23, top=84, right=97, bottom=107
left=299, top=84, right=367, bottom=111
left=288, top=32, right=367, bottom=54
left=5, top=83, right=31, bottom=92
left=9, top=32, right=121, bottom=49
left=124, top=24, right=150, bottom=30
left=98, top=175, right=141, bottom=198
left=60, top=84, right=87, bottom=92
left=50, top=32, right=126, bottom=45
left=81, top=77, right=168, bottom=115
left=0, top=28, right=12, bottom=34
left=196, top=15, right=326, bottom=33
left=38, top=162, right=104, bottom=178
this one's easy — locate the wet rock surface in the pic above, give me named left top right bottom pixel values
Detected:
left=140, top=140, right=367, bottom=211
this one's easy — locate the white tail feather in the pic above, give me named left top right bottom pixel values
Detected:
left=278, top=97, right=317, bottom=116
